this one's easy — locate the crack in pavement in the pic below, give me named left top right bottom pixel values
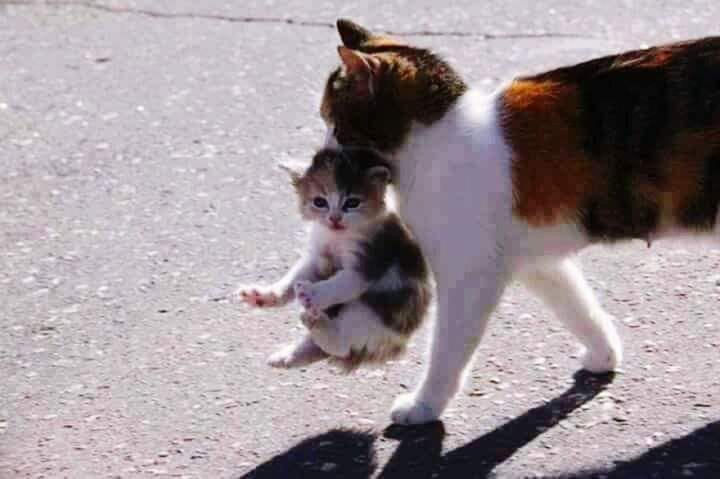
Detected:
left=4, top=0, right=602, bottom=40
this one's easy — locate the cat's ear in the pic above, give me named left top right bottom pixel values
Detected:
left=337, top=18, right=372, bottom=49
left=337, top=46, right=381, bottom=96
left=277, top=161, right=305, bottom=187
left=366, top=166, right=392, bottom=187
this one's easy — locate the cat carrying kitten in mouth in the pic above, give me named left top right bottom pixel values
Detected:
left=238, top=147, right=431, bottom=371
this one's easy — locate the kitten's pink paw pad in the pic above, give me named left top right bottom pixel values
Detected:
left=237, top=285, right=281, bottom=307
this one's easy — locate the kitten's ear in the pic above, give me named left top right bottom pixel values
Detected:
left=366, top=166, right=392, bottom=187
left=277, top=161, right=305, bottom=187
left=337, top=46, right=381, bottom=96
left=337, top=18, right=372, bottom=49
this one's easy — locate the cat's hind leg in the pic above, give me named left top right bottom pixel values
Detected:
left=267, top=333, right=329, bottom=368
left=519, top=256, right=622, bottom=373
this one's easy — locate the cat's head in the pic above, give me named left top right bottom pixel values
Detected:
left=320, top=19, right=467, bottom=154
left=281, top=148, right=392, bottom=233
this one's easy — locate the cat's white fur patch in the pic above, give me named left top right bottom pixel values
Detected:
left=329, top=85, right=622, bottom=425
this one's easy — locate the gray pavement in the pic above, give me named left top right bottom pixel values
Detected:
left=1, top=1, right=719, bottom=478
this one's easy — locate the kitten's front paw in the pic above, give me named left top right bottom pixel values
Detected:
left=390, top=392, right=442, bottom=425
left=301, top=308, right=328, bottom=330
left=294, top=280, right=318, bottom=310
left=237, top=284, right=286, bottom=308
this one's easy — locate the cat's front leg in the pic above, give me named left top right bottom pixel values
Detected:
left=391, top=266, right=509, bottom=425
left=294, top=270, right=369, bottom=312
left=238, top=253, right=316, bottom=308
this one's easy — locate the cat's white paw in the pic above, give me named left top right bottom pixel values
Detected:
left=294, top=280, right=318, bottom=310
left=390, top=392, right=441, bottom=425
left=579, top=332, right=623, bottom=373
left=238, top=284, right=286, bottom=308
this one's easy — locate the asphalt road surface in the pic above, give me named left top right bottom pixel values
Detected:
left=2, top=1, right=720, bottom=478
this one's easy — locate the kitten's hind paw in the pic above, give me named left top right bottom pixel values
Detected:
left=267, top=341, right=328, bottom=368
left=267, top=346, right=299, bottom=368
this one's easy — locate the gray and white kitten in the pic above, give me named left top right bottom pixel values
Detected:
left=238, top=148, right=431, bottom=371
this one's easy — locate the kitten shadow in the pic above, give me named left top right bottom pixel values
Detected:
left=548, top=420, right=720, bottom=479
left=239, top=428, right=377, bottom=479
left=378, top=370, right=614, bottom=478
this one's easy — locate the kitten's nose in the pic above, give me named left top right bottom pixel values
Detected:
left=329, top=213, right=342, bottom=225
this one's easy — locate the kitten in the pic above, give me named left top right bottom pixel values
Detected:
left=238, top=147, right=431, bottom=372
left=318, top=19, right=720, bottom=424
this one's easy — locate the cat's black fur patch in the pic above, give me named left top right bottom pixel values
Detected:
left=678, top=150, right=720, bottom=230
left=684, top=39, right=720, bottom=128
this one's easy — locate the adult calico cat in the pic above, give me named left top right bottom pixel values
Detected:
left=320, top=19, right=720, bottom=424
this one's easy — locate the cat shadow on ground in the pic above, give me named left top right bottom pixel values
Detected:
left=240, top=371, right=615, bottom=478
left=549, top=420, right=720, bottom=479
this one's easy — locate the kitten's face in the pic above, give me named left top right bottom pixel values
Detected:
left=288, top=149, right=391, bottom=233
left=320, top=19, right=466, bottom=153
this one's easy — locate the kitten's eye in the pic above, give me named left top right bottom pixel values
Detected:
left=343, top=198, right=362, bottom=210
left=312, top=197, right=328, bottom=208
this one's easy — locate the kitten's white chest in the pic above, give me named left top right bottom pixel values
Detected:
left=318, top=240, right=350, bottom=278
left=310, top=226, right=362, bottom=277
left=316, top=251, right=338, bottom=279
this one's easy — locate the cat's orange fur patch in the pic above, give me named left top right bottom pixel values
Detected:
left=502, top=79, right=599, bottom=225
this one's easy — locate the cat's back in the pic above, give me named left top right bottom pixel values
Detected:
left=499, top=37, right=720, bottom=238
left=527, top=36, right=720, bottom=84
left=502, top=37, right=720, bottom=159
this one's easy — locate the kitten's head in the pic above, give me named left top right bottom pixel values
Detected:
left=281, top=148, right=392, bottom=233
left=320, top=19, right=467, bottom=154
